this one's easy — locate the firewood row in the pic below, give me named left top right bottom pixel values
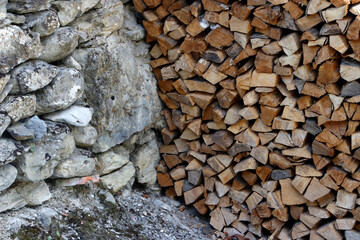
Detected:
left=135, top=0, right=360, bottom=239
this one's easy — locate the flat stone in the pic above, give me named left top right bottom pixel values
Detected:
left=100, top=162, right=135, bottom=193
left=35, top=67, right=84, bottom=114
left=24, top=116, right=47, bottom=139
left=0, top=180, right=51, bottom=213
left=97, top=148, right=129, bottom=175
left=0, top=138, right=21, bottom=165
left=9, top=60, right=58, bottom=94
left=131, top=137, right=160, bottom=186
left=7, top=123, right=35, bottom=141
left=37, top=27, right=79, bottom=62
left=73, top=125, right=98, bottom=147
left=0, top=164, right=17, bottom=191
left=7, top=0, right=52, bottom=14
left=15, top=121, right=73, bottom=182
left=0, top=95, right=36, bottom=123
left=43, top=105, right=92, bottom=127
left=0, top=114, right=11, bottom=137
left=53, top=149, right=96, bottom=178
left=23, top=10, right=60, bottom=37
left=0, top=26, right=42, bottom=73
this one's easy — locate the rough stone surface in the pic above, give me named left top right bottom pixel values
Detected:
left=73, top=125, right=98, bottom=147
left=97, top=147, right=129, bottom=175
left=43, top=105, right=93, bottom=127
left=0, top=26, right=42, bottom=73
left=100, top=162, right=135, bottom=193
left=9, top=60, right=58, bottom=94
left=0, top=0, right=163, bottom=223
left=0, top=95, right=36, bottom=123
left=0, top=138, right=21, bottom=165
left=71, top=6, right=162, bottom=153
left=0, top=180, right=51, bottom=213
left=7, top=0, right=52, bottom=14
left=69, top=2, right=124, bottom=44
left=53, top=149, right=96, bottom=178
left=7, top=123, right=35, bottom=140
left=0, top=114, right=11, bottom=137
left=23, top=10, right=60, bottom=36
left=37, top=27, right=79, bottom=62
left=0, top=74, right=10, bottom=95
left=24, top=116, right=47, bottom=139
left=0, top=164, right=17, bottom=191
left=15, top=121, right=73, bottom=182
left=52, top=1, right=80, bottom=26
left=0, top=82, right=12, bottom=103
left=35, top=67, right=84, bottom=114
left=131, top=137, right=160, bottom=186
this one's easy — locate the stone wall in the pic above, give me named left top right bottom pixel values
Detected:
left=0, top=0, right=163, bottom=212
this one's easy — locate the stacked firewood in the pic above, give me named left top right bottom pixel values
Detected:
left=135, top=0, right=360, bottom=239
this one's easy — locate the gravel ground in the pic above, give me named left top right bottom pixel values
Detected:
left=0, top=182, right=216, bottom=240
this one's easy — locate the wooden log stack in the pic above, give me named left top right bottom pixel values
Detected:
left=135, top=0, right=360, bottom=239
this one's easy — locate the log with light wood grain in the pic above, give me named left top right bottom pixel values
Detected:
left=138, top=0, right=360, bottom=239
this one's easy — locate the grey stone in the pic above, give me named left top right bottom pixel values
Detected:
left=8, top=217, right=29, bottom=233
left=7, top=123, right=35, bottom=140
left=7, top=0, right=52, bottom=14
left=0, top=0, right=6, bottom=21
left=123, top=5, right=145, bottom=41
left=0, top=74, right=10, bottom=94
left=0, top=82, right=12, bottom=103
left=24, top=116, right=47, bottom=139
left=0, top=95, right=36, bottom=123
left=100, top=162, right=135, bottom=193
left=43, top=105, right=93, bottom=127
left=37, top=207, right=58, bottom=227
left=97, top=189, right=117, bottom=206
left=97, top=148, right=129, bottom=175
left=0, top=180, right=51, bottom=213
left=131, top=138, right=159, bottom=186
left=78, top=0, right=100, bottom=14
left=71, top=24, right=161, bottom=153
left=15, top=121, right=74, bottom=182
left=25, top=116, right=47, bottom=139
left=73, top=125, right=98, bottom=147
left=0, top=26, right=42, bottom=73
left=0, top=164, right=17, bottom=191
left=24, top=10, right=60, bottom=36
left=35, top=67, right=84, bottom=114
left=52, top=1, right=80, bottom=26
left=0, top=138, right=21, bottom=165
left=9, top=60, right=58, bottom=94
left=53, top=149, right=96, bottom=178
left=6, top=12, right=25, bottom=24
left=345, top=230, right=360, bottom=240
left=61, top=56, right=82, bottom=71
left=37, top=27, right=79, bottom=62
left=0, top=114, right=11, bottom=137
left=69, top=2, right=123, bottom=44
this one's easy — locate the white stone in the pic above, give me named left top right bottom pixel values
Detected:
left=44, top=105, right=93, bottom=127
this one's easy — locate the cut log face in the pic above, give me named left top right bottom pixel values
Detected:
left=144, top=0, right=360, bottom=237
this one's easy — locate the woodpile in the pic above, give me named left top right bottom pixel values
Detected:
left=136, top=0, right=360, bottom=239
